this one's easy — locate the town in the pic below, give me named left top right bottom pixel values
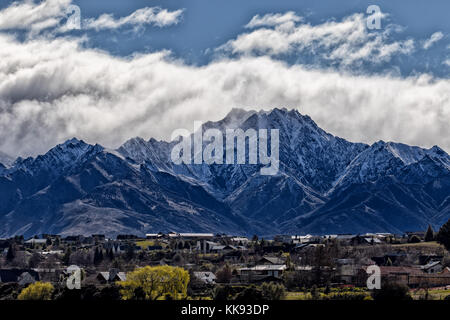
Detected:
left=1, top=224, right=450, bottom=300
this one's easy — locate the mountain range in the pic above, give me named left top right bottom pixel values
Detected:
left=0, top=108, right=449, bottom=238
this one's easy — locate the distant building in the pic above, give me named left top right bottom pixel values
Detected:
left=193, top=272, right=216, bottom=284
left=146, top=233, right=163, bottom=239
left=97, top=269, right=127, bottom=284
left=421, top=261, right=443, bottom=274
left=273, top=235, right=292, bottom=243
left=239, top=265, right=286, bottom=280
left=0, top=269, right=40, bottom=284
left=24, top=238, right=47, bottom=246
left=230, top=237, right=249, bottom=245
left=258, top=256, right=286, bottom=265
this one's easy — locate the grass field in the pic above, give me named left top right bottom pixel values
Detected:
left=135, top=240, right=167, bottom=249
left=410, top=288, right=450, bottom=300
left=285, top=292, right=311, bottom=300
left=391, top=241, right=444, bottom=248
left=286, top=287, right=450, bottom=300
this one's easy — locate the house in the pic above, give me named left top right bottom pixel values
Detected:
left=193, top=272, right=216, bottom=284
left=361, top=265, right=450, bottom=288
left=196, top=240, right=220, bottom=253
left=24, top=238, right=47, bottom=246
left=419, top=255, right=443, bottom=265
left=97, top=269, right=127, bottom=284
left=335, top=234, right=357, bottom=244
left=351, top=236, right=382, bottom=245
left=239, top=265, right=286, bottom=281
left=40, top=250, right=64, bottom=255
left=210, top=245, right=237, bottom=253
left=63, top=235, right=83, bottom=244
left=92, top=234, right=106, bottom=242
left=274, top=235, right=292, bottom=243
left=371, top=253, right=407, bottom=266
left=421, top=261, right=443, bottom=274
left=146, top=233, right=163, bottom=239
left=292, top=235, right=322, bottom=244
left=0, top=269, right=40, bottom=284
left=258, top=256, right=285, bottom=265
left=179, top=233, right=215, bottom=240
left=230, top=237, right=249, bottom=245
left=336, top=259, right=357, bottom=284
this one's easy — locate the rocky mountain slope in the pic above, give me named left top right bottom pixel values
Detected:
left=0, top=108, right=448, bottom=237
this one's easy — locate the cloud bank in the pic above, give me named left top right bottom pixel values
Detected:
left=220, top=12, right=415, bottom=66
left=423, top=31, right=444, bottom=49
left=0, top=34, right=449, bottom=158
left=83, top=7, right=184, bottom=31
left=0, top=0, right=183, bottom=36
left=0, top=3, right=448, bottom=158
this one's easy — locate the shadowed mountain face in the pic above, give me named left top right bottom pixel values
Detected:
left=0, top=108, right=449, bottom=237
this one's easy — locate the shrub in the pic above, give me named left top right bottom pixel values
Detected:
left=119, top=265, right=189, bottom=300
left=437, top=219, right=450, bottom=250
left=371, top=282, right=412, bottom=301
left=18, top=282, right=54, bottom=300
left=260, top=282, right=286, bottom=300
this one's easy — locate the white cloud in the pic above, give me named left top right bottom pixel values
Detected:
left=0, top=0, right=183, bottom=36
left=245, top=11, right=302, bottom=29
left=0, top=34, right=449, bottom=158
left=0, top=0, right=71, bottom=35
left=423, top=31, right=444, bottom=49
left=220, top=13, right=414, bottom=66
left=83, top=7, right=184, bottom=31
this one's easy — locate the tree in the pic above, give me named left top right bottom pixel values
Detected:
left=94, top=247, right=103, bottom=265
left=119, top=266, right=189, bottom=300
left=125, top=245, right=135, bottom=261
left=234, top=285, right=264, bottom=301
left=107, top=248, right=115, bottom=260
left=215, top=264, right=232, bottom=284
left=371, top=282, right=412, bottom=301
left=18, top=282, right=54, bottom=300
left=425, top=225, right=435, bottom=242
left=260, top=282, right=286, bottom=300
left=63, top=247, right=72, bottom=265
left=6, top=243, right=15, bottom=261
left=408, top=235, right=421, bottom=244
left=437, top=219, right=450, bottom=250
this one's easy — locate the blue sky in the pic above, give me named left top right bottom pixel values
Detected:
left=2, top=0, right=449, bottom=74
left=0, top=0, right=449, bottom=157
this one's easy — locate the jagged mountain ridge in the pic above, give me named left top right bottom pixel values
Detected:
left=0, top=108, right=449, bottom=237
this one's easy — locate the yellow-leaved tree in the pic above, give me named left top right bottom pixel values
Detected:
left=120, top=265, right=189, bottom=300
left=18, top=282, right=54, bottom=300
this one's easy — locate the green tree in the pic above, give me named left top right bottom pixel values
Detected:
left=94, top=247, right=104, bottom=265
left=424, top=225, right=435, bottom=242
left=215, top=264, right=232, bottom=284
left=260, top=282, right=286, bottom=300
left=18, top=282, right=54, bottom=300
left=371, top=282, right=412, bottom=301
left=6, top=243, right=15, bottom=261
left=125, top=245, right=135, bottom=261
left=119, top=266, right=189, bottom=300
left=63, top=247, right=71, bottom=265
left=234, top=285, right=264, bottom=301
left=437, top=219, right=450, bottom=250
left=408, top=235, right=421, bottom=243
left=108, top=248, right=115, bottom=260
